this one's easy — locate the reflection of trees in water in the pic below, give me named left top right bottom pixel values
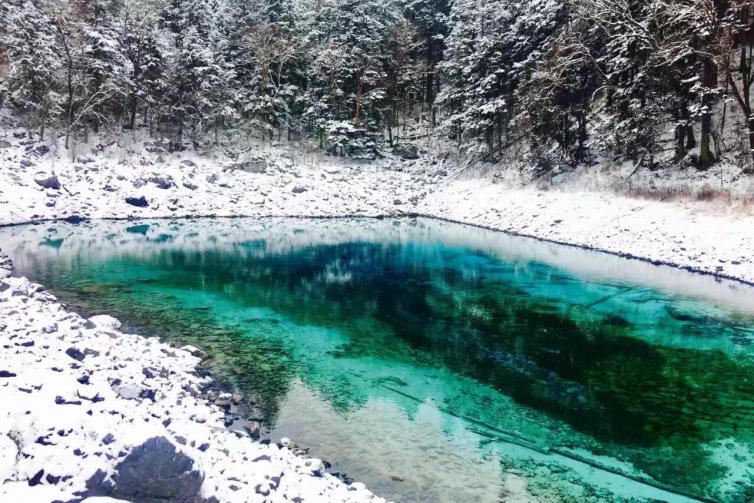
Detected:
left=31, top=242, right=754, bottom=500
left=149, top=244, right=754, bottom=449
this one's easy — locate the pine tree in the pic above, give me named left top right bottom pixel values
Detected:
left=3, top=0, right=63, bottom=139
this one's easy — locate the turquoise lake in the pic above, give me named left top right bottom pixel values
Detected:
left=2, top=217, right=754, bottom=502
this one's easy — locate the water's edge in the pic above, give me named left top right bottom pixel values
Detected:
left=3, top=211, right=752, bottom=289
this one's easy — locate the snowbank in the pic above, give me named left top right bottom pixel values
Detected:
left=417, top=178, right=754, bottom=285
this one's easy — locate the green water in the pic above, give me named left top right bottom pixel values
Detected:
left=3, top=218, right=754, bottom=502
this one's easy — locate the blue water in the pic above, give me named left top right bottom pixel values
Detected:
left=2, top=217, right=754, bottom=502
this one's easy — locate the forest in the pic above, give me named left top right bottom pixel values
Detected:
left=2, top=0, right=754, bottom=171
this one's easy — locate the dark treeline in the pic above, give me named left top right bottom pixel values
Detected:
left=2, top=0, right=754, bottom=169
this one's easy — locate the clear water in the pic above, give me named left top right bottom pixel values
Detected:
left=3, top=218, right=754, bottom=502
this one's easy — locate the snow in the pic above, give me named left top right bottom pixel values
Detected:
left=417, top=177, right=754, bottom=285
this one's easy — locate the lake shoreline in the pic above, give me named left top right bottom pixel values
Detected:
left=2, top=137, right=754, bottom=287
left=4, top=209, right=753, bottom=290
left=0, top=252, right=386, bottom=502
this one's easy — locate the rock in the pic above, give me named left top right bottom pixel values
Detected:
left=33, top=145, right=50, bottom=156
left=149, top=175, right=174, bottom=190
left=214, top=393, right=233, bottom=408
left=183, top=181, right=199, bottom=191
left=0, top=371, right=17, bottom=378
left=65, top=347, right=86, bottom=362
left=86, top=436, right=203, bottom=502
left=0, top=140, right=11, bottom=149
left=29, top=469, right=45, bottom=486
left=34, top=175, right=61, bottom=190
left=85, top=315, right=122, bottom=330
left=227, top=159, right=267, bottom=174
left=181, top=159, right=197, bottom=167
left=112, top=383, right=141, bottom=400
left=125, top=196, right=149, bottom=208
left=145, top=144, right=166, bottom=154
left=292, top=186, right=308, bottom=194
left=180, top=345, right=206, bottom=359
left=393, top=198, right=402, bottom=205
left=20, top=159, right=34, bottom=168
left=393, top=143, right=419, bottom=160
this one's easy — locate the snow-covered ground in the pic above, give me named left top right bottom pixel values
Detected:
left=3, top=131, right=754, bottom=502
left=418, top=177, right=754, bottom=285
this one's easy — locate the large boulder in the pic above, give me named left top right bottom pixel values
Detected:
left=34, top=174, right=61, bottom=190
left=86, top=436, right=204, bottom=503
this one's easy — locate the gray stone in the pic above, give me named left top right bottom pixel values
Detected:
left=227, top=159, right=267, bottom=174
left=291, top=186, right=308, bottom=194
left=34, top=175, right=61, bottom=190
left=0, top=140, right=11, bottom=149
left=149, top=175, right=174, bottom=190
left=125, top=196, right=149, bottom=208
left=113, top=383, right=141, bottom=400
left=180, top=345, right=206, bottom=359
left=85, top=315, right=122, bottom=330
left=86, top=436, right=203, bottom=503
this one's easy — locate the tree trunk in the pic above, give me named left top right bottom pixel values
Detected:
left=387, top=109, right=393, bottom=146
left=129, top=94, right=138, bottom=130
left=748, top=114, right=754, bottom=164
left=354, top=79, right=364, bottom=128
left=699, top=59, right=715, bottom=169
left=426, top=35, right=435, bottom=127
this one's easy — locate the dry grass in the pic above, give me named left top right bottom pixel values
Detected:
left=624, top=183, right=754, bottom=210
